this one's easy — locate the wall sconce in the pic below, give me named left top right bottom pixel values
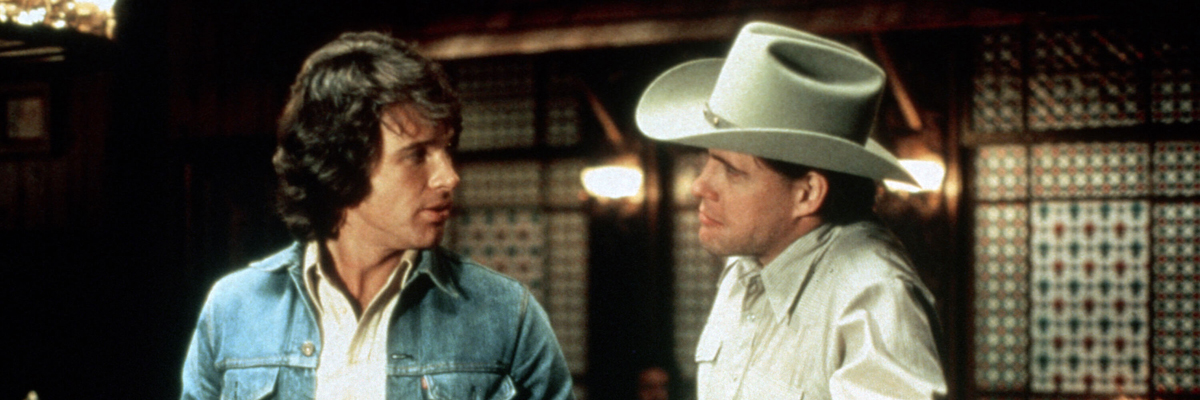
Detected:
left=884, top=159, right=945, bottom=193
left=581, top=165, right=643, bottom=199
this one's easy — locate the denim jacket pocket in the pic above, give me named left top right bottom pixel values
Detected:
left=221, top=367, right=280, bottom=400
left=424, top=372, right=516, bottom=400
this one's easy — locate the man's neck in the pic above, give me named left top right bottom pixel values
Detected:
left=322, top=237, right=409, bottom=311
left=757, top=215, right=824, bottom=267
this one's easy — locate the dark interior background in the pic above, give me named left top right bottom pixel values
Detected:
left=3, top=0, right=1195, bottom=399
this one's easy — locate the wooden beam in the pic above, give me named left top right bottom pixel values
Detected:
left=414, top=2, right=1036, bottom=60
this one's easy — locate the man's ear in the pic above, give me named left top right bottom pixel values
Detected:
left=792, top=171, right=828, bottom=219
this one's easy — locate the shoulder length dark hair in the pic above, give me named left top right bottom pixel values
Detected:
left=272, top=31, right=461, bottom=241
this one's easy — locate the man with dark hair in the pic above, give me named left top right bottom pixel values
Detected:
left=182, top=32, right=574, bottom=400
left=635, top=22, right=946, bottom=399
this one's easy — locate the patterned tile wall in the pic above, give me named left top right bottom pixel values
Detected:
left=1027, top=27, right=1143, bottom=131
left=455, top=60, right=536, bottom=151
left=1149, top=34, right=1199, bottom=125
left=1030, top=142, right=1149, bottom=199
left=1027, top=71, right=1141, bottom=131
left=974, top=145, right=1029, bottom=201
left=545, top=158, right=587, bottom=208
left=672, top=210, right=725, bottom=379
left=457, top=161, right=541, bottom=207
left=970, top=28, right=1024, bottom=136
left=1151, top=202, right=1200, bottom=393
left=974, top=203, right=1031, bottom=390
left=460, top=97, right=537, bottom=151
left=547, top=211, right=589, bottom=375
left=452, top=208, right=548, bottom=297
left=546, top=64, right=582, bottom=148
left=1030, top=200, right=1150, bottom=394
left=1154, top=141, right=1200, bottom=197
left=970, top=22, right=1200, bottom=400
left=1151, top=68, right=1199, bottom=125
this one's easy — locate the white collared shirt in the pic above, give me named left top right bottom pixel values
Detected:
left=302, top=242, right=417, bottom=400
left=696, top=221, right=947, bottom=400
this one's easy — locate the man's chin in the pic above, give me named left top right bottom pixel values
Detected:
left=697, top=235, right=732, bottom=258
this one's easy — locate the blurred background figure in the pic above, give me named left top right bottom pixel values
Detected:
left=636, top=366, right=670, bottom=400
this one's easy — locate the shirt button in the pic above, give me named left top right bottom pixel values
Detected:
left=301, top=341, right=315, bottom=357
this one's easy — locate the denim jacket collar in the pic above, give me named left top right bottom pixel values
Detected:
left=251, top=241, right=462, bottom=298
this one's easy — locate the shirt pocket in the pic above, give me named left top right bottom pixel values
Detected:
left=694, top=334, right=721, bottom=365
left=694, top=316, right=725, bottom=365
left=742, top=372, right=804, bottom=400
left=221, top=366, right=279, bottom=400
left=424, top=371, right=516, bottom=400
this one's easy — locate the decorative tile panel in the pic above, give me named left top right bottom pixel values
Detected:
left=459, top=97, right=537, bottom=151
left=455, top=60, right=537, bottom=152
left=974, top=203, right=1030, bottom=390
left=1027, top=72, right=1141, bottom=131
left=547, top=211, right=589, bottom=375
left=1030, top=27, right=1138, bottom=72
left=1149, top=34, right=1199, bottom=125
left=1031, top=142, right=1150, bottom=198
left=545, top=159, right=586, bottom=208
left=1153, top=141, right=1200, bottom=197
left=974, top=145, right=1029, bottom=201
left=546, top=96, right=581, bottom=147
left=451, top=208, right=547, bottom=296
left=457, top=161, right=541, bottom=207
left=672, top=210, right=725, bottom=379
left=969, top=29, right=1023, bottom=137
left=1026, top=27, right=1143, bottom=132
left=1030, top=200, right=1150, bottom=394
left=455, top=60, right=535, bottom=97
left=1151, top=202, right=1200, bottom=393
left=1151, top=68, right=1199, bottom=124
left=972, top=73, right=1025, bottom=135
left=546, top=65, right=582, bottom=147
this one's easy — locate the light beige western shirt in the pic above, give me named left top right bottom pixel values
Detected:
left=302, top=242, right=417, bottom=400
left=696, top=220, right=946, bottom=400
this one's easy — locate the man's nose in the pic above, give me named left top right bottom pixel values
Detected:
left=690, top=165, right=714, bottom=201
left=430, top=152, right=460, bottom=190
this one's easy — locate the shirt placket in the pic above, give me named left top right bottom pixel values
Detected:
left=732, top=260, right=768, bottom=399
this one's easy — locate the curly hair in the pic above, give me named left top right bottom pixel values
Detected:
left=272, top=31, right=461, bottom=241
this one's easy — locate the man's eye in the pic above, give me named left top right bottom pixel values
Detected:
left=408, top=148, right=427, bottom=162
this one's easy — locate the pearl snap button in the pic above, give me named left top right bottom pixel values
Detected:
left=301, top=341, right=315, bottom=357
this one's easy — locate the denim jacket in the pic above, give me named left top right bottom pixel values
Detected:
left=181, top=242, right=575, bottom=400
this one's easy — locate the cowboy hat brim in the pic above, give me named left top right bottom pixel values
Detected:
left=635, top=58, right=918, bottom=185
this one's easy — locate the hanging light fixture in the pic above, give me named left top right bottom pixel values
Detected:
left=1, top=0, right=117, bottom=39
left=884, top=159, right=945, bottom=193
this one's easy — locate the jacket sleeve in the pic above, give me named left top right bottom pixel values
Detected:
left=510, top=289, right=575, bottom=400
left=181, top=298, right=221, bottom=400
left=827, top=279, right=947, bottom=400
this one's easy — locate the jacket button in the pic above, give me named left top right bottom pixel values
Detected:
left=301, top=341, right=315, bottom=357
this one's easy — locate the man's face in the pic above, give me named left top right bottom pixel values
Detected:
left=338, top=104, right=459, bottom=250
left=690, top=149, right=800, bottom=262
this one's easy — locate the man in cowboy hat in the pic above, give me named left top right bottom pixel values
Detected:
left=636, top=22, right=946, bottom=400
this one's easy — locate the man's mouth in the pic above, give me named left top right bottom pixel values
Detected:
left=697, top=204, right=720, bottom=227
left=425, top=203, right=453, bottom=222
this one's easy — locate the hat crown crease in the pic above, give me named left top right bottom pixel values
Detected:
left=633, top=21, right=918, bottom=185
left=707, top=27, right=883, bottom=145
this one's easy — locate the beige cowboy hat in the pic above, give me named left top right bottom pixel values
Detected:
left=635, top=22, right=917, bottom=184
